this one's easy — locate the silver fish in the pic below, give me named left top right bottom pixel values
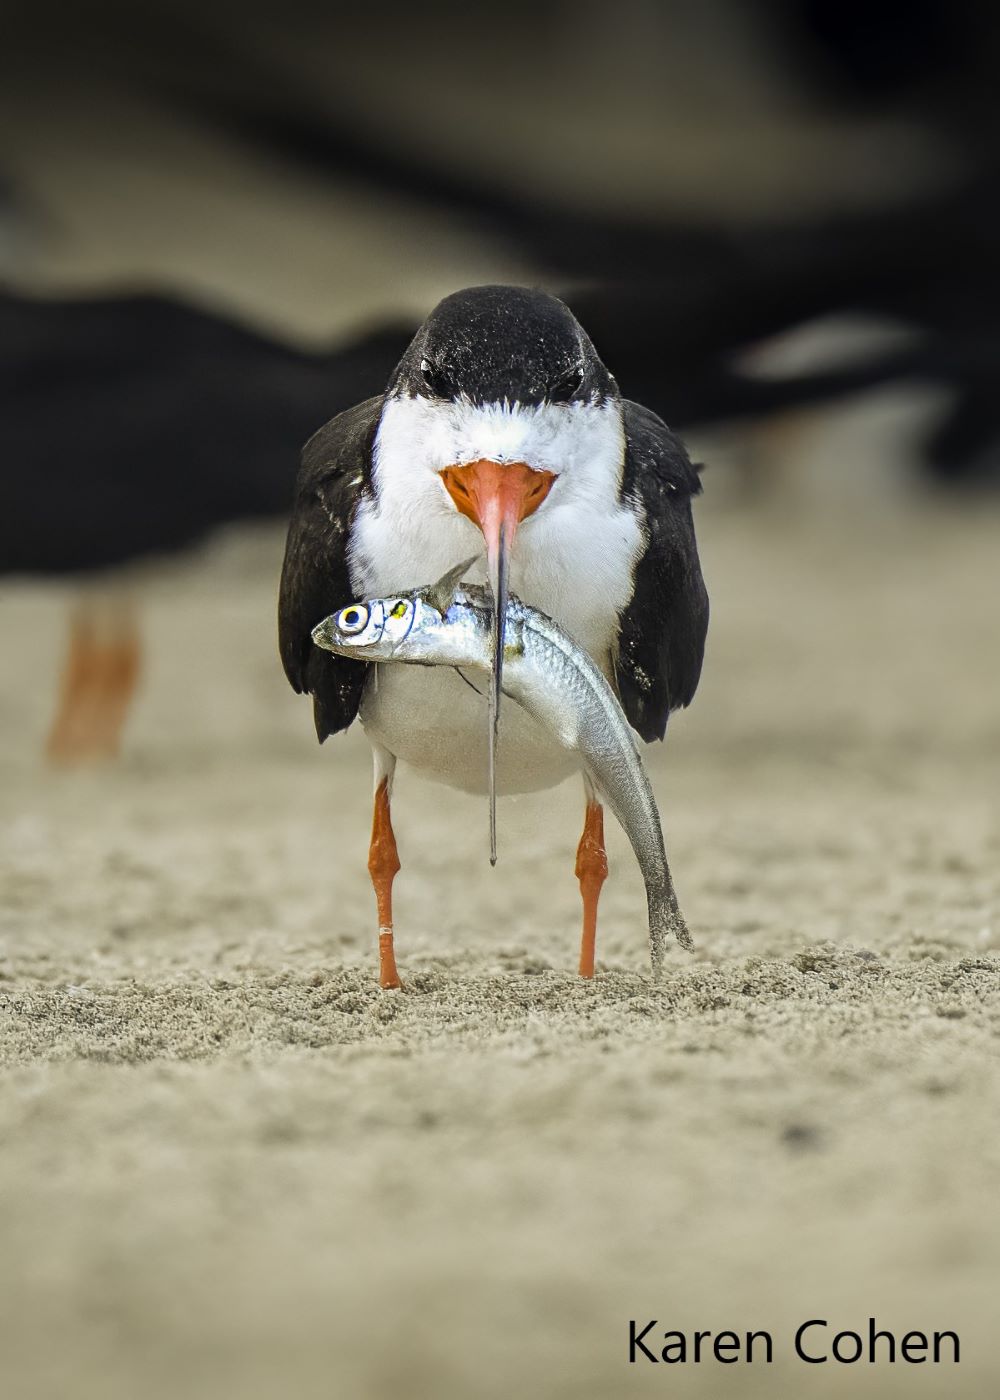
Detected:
left=311, top=562, right=693, bottom=972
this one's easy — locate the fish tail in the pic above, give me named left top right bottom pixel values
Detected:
left=648, top=885, right=694, bottom=977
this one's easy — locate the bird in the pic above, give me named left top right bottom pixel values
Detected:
left=278, top=284, right=709, bottom=987
left=1, top=287, right=408, bottom=763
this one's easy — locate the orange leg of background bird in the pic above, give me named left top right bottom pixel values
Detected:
left=92, top=608, right=141, bottom=759
left=46, top=603, right=142, bottom=765
left=576, top=800, right=608, bottom=978
left=46, top=610, right=99, bottom=763
left=369, top=778, right=403, bottom=989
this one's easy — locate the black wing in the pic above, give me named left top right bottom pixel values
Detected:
left=614, top=400, right=709, bottom=743
left=278, top=397, right=382, bottom=742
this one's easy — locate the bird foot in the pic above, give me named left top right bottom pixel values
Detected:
left=378, top=929, right=404, bottom=990
left=576, top=801, right=608, bottom=978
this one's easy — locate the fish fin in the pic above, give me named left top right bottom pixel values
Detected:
left=453, top=667, right=484, bottom=696
left=425, top=556, right=479, bottom=615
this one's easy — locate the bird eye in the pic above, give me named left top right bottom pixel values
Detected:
left=420, top=357, right=451, bottom=399
left=548, top=367, right=585, bottom=403
left=337, top=605, right=368, bottom=635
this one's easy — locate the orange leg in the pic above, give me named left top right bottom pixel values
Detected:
left=93, top=608, right=141, bottom=759
left=46, top=603, right=142, bottom=765
left=369, top=777, right=403, bottom=989
left=47, top=609, right=99, bottom=763
left=575, top=799, right=608, bottom=978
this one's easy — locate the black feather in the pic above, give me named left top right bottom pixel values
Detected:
left=614, top=401, right=709, bottom=742
left=277, top=397, right=381, bottom=742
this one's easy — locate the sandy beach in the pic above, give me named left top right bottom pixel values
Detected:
left=1, top=497, right=998, bottom=1398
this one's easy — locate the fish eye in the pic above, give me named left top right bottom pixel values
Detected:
left=337, top=605, right=369, bottom=635
left=390, top=600, right=408, bottom=619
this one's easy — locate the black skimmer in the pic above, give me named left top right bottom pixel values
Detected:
left=278, top=285, right=709, bottom=987
left=1, top=288, right=407, bottom=763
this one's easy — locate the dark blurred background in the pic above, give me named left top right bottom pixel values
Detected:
left=2, top=0, right=1000, bottom=581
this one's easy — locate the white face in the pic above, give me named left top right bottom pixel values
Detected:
left=372, top=393, right=626, bottom=513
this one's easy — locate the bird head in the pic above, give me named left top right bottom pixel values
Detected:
left=374, top=285, right=623, bottom=707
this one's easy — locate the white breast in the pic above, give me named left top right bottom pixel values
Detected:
left=349, top=393, right=644, bottom=793
left=359, top=665, right=578, bottom=794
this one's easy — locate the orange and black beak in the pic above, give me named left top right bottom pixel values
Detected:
left=440, top=459, right=556, bottom=860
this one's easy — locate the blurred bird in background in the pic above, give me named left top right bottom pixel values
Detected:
left=2, top=0, right=999, bottom=761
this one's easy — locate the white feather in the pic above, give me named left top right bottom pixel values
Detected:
left=350, top=393, right=644, bottom=793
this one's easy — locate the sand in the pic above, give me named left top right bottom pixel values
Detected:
left=1, top=499, right=998, bottom=1399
